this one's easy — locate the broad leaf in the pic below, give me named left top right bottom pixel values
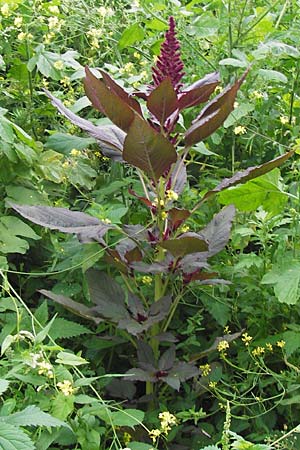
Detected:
left=118, top=23, right=145, bottom=49
left=159, top=232, right=208, bottom=257
left=185, top=70, right=248, bottom=145
left=11, top=204, right=114, bottom=243
left=261, top=260, right=300, bottom=304
left=170, top=158, right=188, bottom=195
left=0, top=422, right=34, bottom=450
left=111, top=409, right=144, bottom=428
left=203, top=150, right=294, bottom=201
left=84, top=66, right=135, bottom=132
left=123, top=115, right=177, bottom=180
left=3, top=406, right=68, bottom=428
left=200, top=205, right=236, bottom=256
left=147, top=77, right=178, bottom=125
left=168, top=208, right=190, bottom=231
left=178, top=72, right=220, bottom=110
left=0, top=380, right=9, bottom=396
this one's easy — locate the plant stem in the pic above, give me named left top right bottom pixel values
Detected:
left=289, top=60, right=300, bottom=125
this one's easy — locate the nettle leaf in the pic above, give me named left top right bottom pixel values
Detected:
left=123, top=115, right=177, bottom=180
left=49, top=318, right=92, bottom=340
left=147, top=77, right=178, bottom=125
left=84, top=67, right=135, bottom=132
left=185, top=70, right=248, bottom=145
left=160, top=232, right=208, bottom=257
left=0, top=216, right=40, bottom=255
left=3, top=405, right=68, bottom=428
left=178, top=72, right=220, bottom=110
left=200, top=205, right=236, bottom=256
left=261, top=260, right=300, bottom=305
left=11, top=204, right=114, bottom=243
left=45, top=90, right=125, bottom=161
left=39, top=290, right=101, bottom=324
left=218, top=169, right=288, bottom=214
left=203, top=150, right=295, bottom=201
left=0, top=422, right=35, bottom=450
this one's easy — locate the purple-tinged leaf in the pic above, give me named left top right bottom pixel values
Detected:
left=155, top=332, right=178, bottom=343
left=203, top=150, right=295, bottom=201
left=199, top=278, right=231, bottom=285
left=180, top=253, right=210, bottom=273
left=122, top=224, right=149, bottom=242
left=39, top=290, right=101, bottom=324
left=84, top=66, right=135, bottom=132
left=115, top=238, right=143, bottom=264
left=159, top=232, right=208, bottom=257
left=170, top=158, right=188, bottom=195
left=11, top=204, right=113, bottom=243
left=200, top=205, right=235, bottom=256
left=185, top=70, right=248, bottom=145
left=130, top=260, right=170, bottom=274
left=125, top=368, right=155, bottom=382
left=159, top=346, right=176, bottom=371
left=178, top=72, right=220, bottom=110
left=190, top=330, right=243, bottom=362
left=168, top=208, right=190, bottom=231
left=164, top=375, right=180, bottom=391
left=128, top=189, right=153, bottom=209
left=183, top=270, right=218, bottom=284
left=149, top=295, right=172, bottom=317
left=127, top=294, right=146, bottom=319
left=123, top=116, right=177, bottom=180
left=147, top=77, right=178, bottom=125
left=171, top=362, right=199, bottom=381
left=44, top=89, right=125, bottom=161
left=100, top=69, right=143, bottom=115
left=137, top=341, right=156, bottom=367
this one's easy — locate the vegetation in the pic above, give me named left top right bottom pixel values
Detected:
left=1, top=1, right=300, bottom=449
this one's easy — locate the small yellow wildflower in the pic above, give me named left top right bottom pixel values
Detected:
left=234, top=125, right=246, bottom=135
left=223, top=325, right=230, bottom=334
left=166, top=190, right=179, bottom=201
left=37, top=360, right=54, bottom=378
left=266, top=343, right=273, bottom=352
left=123, top=62, right=134, bottom=73
left=54, top=60, right=64, bottom=70
left=87, top=27, right=102, bottom=38
left=252, top=90, right=264, bottom=100
left=153, top=198, right=165, bottom=207
left=62, top=161, right=70, bottom=169
left=234, top=101, right=239, bottom=109
left=133, top=51, right=141, bottom=59
left=200, top=363, right=211, bottom=377
left=57, top=380, right=76, bottom=396
left=44, top=32, right=55, bottom=44
left=14, top=16, right=23, bottom=27
left=48, top=5, right=60, bottom=14
left=161, top=211, right=168, bottom=220
left=48, top=16, right=59, bottom=29
left=280, top=116, right=289, bottom=125
left=242, top=332, right=253, bottom=346
left=209, top=381, right=217, bottom=388
left=102, top=218, right=111, bottom=224
left=60, top=76, right=71, bottom=87
left=0, top=3, right=9, bottom=17
left=180, top=225, right=190, bottom=233
left=276, top=340, right=286, bottom=348
left=70, top=149, right=81, bottom=157
left=90, top=38, right=99, bottom=49
left=217, top=340, right=229, bottom=352
left=252, top=346, right=265, bottom=357
left=141, top=276, right=152, bottom=285
left=123, top=431, right=132, bottom=446
left=149, top=428, right=161, bottom=444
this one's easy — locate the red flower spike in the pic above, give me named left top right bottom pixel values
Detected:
left=152, top=16, right=185, bottom=93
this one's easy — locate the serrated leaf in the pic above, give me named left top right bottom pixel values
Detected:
left=51, top=393, right=74, bottom=421
left=261, top=260, right=300, bottom=304
left=147, top=77, right=178, bottom=124
left=0, top=422, right=35, bottom=450
left=185, top=70, right=248, bottom=145
left=3, top=405, right=68, bottom=429
left=49, top=318, right=92, bottom=340
left=35, top=315, right=56, bottom=344
left=123, top=115, right=177, bottom=180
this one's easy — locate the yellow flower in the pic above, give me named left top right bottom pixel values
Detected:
left=48, top=16, right=59, bottom=29
left=217, top=340, right=229, bottom=352
left=252, top=346, right=265, bottom=357
left=141, top=276, right=152, bottom=285
left=209, top=381, right=217, bottom=388
left=133, top=51, right=141, bottom=59
left=153, top=198, right=165, bottom=207
left=37, top=360, right=54, bottom=378
left=18, top=32, right=32, bottom=41
left=223, top=325, right=230, bottom=334
left=161, top=211, right=167, bottom=220
left=241, top=332, right=253, bottom=346
left=14, top=16, right=23, bottom=27
left=102, top=218, right=111, bottom=224
left=266, top=343, right=273, bottom=352
left=166, top=190, right=179, bottom=201
left=57, top=380, right=76, bottom=396
left=180, top=225, right=190, bottom=233
left=54, top=60, right=64, bottom=70
left=234, top=101, right=239, bottom=109
left=0, top=3, right=10, bottom=17
left=276, top=340, right=285, bottom=348
left=60, top=76, right=71, bottom=87
left=234, top=125, right=246, bottom=135
left=70, top=149, right=81, bottom=157
left=98, top=6, right=114, bottom=17
left=252, top=90, right=264, bottom=100
left=280, top=116, right=289, bottom=125
left=123, top=431, right=132, bottom=445
left=48, top=5, right=60, bottom=14
left=44, top=32, right=55, bottom=44
left=200, top=363, right=211, bottom=377
left=149, top=428, right=161, bottom=443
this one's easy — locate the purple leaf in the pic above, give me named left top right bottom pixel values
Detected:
left=170, top=158, right=188, bottom=195
left=185, top=70, right=248, bottom=145
left=130, top=260, right=170, bottom=274
left=115, top=238, right=143, bottom=263
left=147, top=77, right=178, bottom=125
left=122, top=224, right=149, bottom=242
left=84, top=66, right=135, bottom=132
left=149, top=295, right=172, bottom=317
left=200, top=205, right=236, bottom=256
left=137, top=341, right=156, bottom=367
left=203, top=150, right=295, bottom=201
left=11, top=204, right=113, bottom=243
left=171, top=362, right=199, bottom=381
left=125, top=368, right=155, bottom=382
left=123, top=115, right=177, bottom=180
left=164, top=374, right=180, bottom=391
left=168, top=208, right=190, bottom=231
left=159, top=232, right=208, bottom=257
left=178, top=72, right=220, bottom=110
left=159, top=346, right=176, bottom=371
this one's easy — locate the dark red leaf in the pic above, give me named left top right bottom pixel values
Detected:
left=147, top=77, right=178, bottom=125
left=84, top=66, right=135, bottom=132
left=168, top=208, right=190, bottom=231
left=185, top=69, right=248, bottom=145
left=200, top=205, right=236, bottom=256
left=128, top=189, right=153, bottom=209
left=159, top=232, right=208, bottom=257
left=178, top=72, right=220, bottom=110
left=123, top=115, right=177, bottom=180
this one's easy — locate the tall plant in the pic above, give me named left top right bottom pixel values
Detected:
left=11, top=17, right=294, bottom=396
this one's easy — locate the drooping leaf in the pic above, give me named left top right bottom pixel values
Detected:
left=55, top=351, right=88, bottom=366
left=123, top=115, right=177, bottom=180
left=118, top=23, right=145, bottom=49
left=200, top=205, right=236, bottom=256
left=159, top=232, right=208, bottom=257
left=203, top=150, right=295, bottom=201
left=84, top=67, right=135, bottom=132
left=111, top=409, right=145, bottom=428
left=11, top=204, right=114, bottom=243
left=261, top=260, right=300, bottom=304
left=0, top=216, right=40, bottom=255
left=147, top=77, right=178, bottom=125
left=178, top=72, right=220, bottom=110
left=0, top=422, right=35, bottom=450
left=185, top=70, right=248, bottom=145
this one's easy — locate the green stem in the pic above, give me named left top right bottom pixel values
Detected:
left=289, top=60, right=300, bottom=125
left=228, top=0, right=233, bottom=57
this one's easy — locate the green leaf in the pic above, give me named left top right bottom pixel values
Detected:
left=0, top=380, right=9, bottom=396
left=49, top=318, right=92, bottom=340
left=261, top=260, right=300, bottom=304
left=128, top=443, right=155, bottom=450
left=257, top=69, right=287, bottom=83
left=218, top=169, right=288, bottom=214
left=224, top=102, right=254, bottom=128
left=51, top=393, right=74, bottom=421
left=187, top=13, right=219, bottom=37
left=123, top=115, right=177, bottom=180
left=282, top=330, right=300, bottom=357
left=111, top=409, right=144, bottom=428
left=219, top=58, right=248, bottom=68
left=118, top=23, right=145, bottom=49
left=45, top=133, right=96, bottom=154
left=0, top=422, right=35, bottom=450
left=3, top=406, right=68, bottom=428
left=0, top=216, right=41, bottom=254
left=5, top=186, right=47, bottom=206
left=35, top=315, right=56, bottom=344
left=55, top=351, right=88, bottom=366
